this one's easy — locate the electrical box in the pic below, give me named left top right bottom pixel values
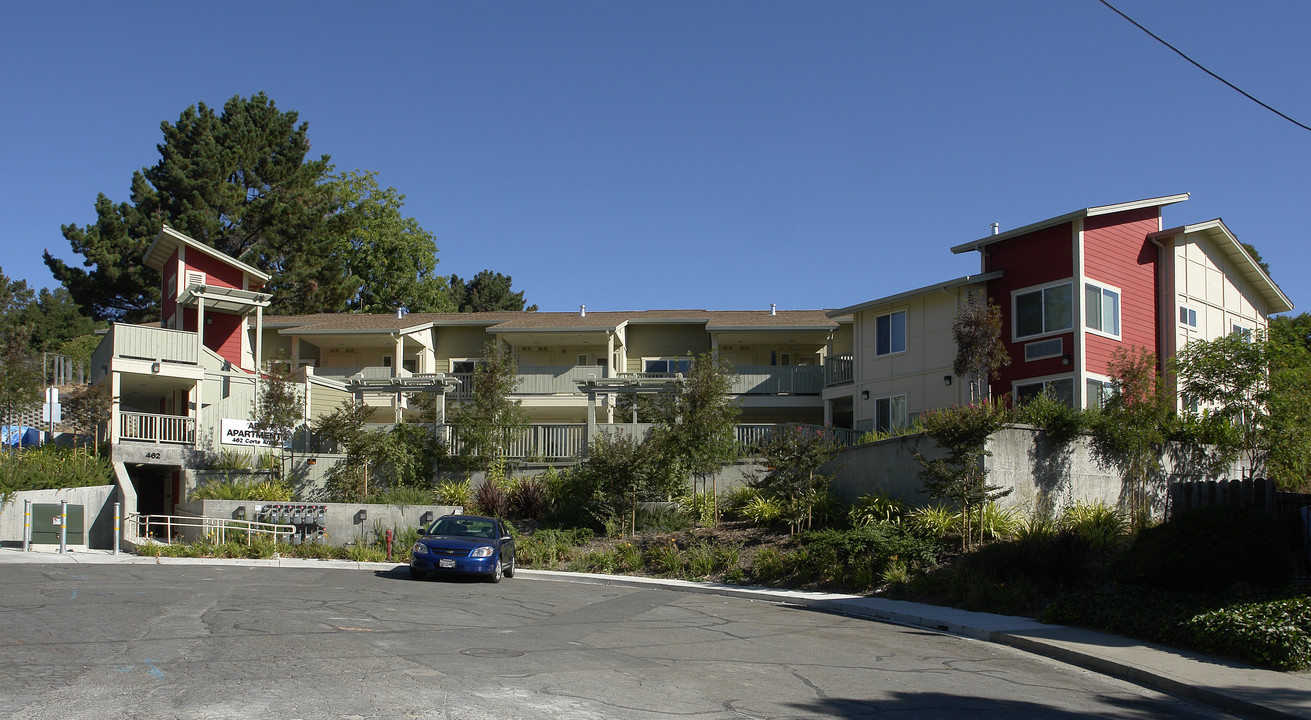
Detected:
left=31, top=504, right=85, bottom=545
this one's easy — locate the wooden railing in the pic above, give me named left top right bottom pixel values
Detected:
left=120, top=411, right=196, bottom=445
left=825, top=354, right=854, bottom=387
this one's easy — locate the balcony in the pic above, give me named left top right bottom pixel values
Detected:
left=120, top=411, right=196, bottom=445
left=92, top=324, right=201, bottom=381
left=824, top=354, right=854, bottom=387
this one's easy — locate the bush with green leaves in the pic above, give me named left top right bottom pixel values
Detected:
left=849, top=491, right=907, bottom=527
left=1111, top=504, right=1291, bottom=593
left=191, top=477, right=293, bottom=502
left=1059, top=500, right=1128, bottom=557
left=1014, top=390, right=1086, bottom=445
left=1185, top=597, right=1311, bottom=670
left=775, top=525, right=945, bottom=590
left=906, top=504, right=957, bottom=540
left=364, top=486, right=434, bottom=507
left=0, top=445, right=114, bottom=500
left=433, top=478, right=472, bottom=508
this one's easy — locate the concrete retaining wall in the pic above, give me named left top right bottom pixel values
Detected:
left=174, top=500, right=464, bottom=546
left=0, top=485, right=120, bottom=549
left=827, top=425, right=1239, bottom=520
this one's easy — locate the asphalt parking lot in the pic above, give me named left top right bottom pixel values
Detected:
left=0, top=561, right=1241, bottom=720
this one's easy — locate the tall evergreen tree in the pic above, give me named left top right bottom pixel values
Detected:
left=47, top=92, right=352, bottom=321
left=449, top=270, right=537, bottom=313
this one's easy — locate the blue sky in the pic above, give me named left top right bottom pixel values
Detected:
left=3, top=1, right=1308, bottom=315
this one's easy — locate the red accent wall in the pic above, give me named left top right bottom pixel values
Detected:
left=185, top=249, right=244, bottom=289
left=1082, top=208, right=1161, bottom=376
left=984, top=222, right=1076, bottom=401
left=183, top=308, right=245, bottom=366
left=161, top=249, right=179, bottom=328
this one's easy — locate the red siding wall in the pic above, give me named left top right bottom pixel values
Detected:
left=185, top=248, right=245, bottom=290
left=984, top=222, right=1076, bottom=400
left=179, top=248, right=249, bottom=367
left=160, top=249, right=180, bottom=328
left=1082, top=208, right=1160, bottom=376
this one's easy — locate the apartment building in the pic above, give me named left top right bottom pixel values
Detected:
left=822, top=194, right=1293, bottom=434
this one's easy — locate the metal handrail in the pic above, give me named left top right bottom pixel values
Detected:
left=127, top=513, right=295, bottom=545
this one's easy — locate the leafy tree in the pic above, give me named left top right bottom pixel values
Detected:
left=1088, top=347, right=1171, bottom=527
left=47, top=93, right=351, bottom=321
left=17, top=287, right=96, bottom=355
left=449, top=270, right=537, bottom=313
left=313, top=400, right=412, bottom=501
left=62, top=382, right=110, bottom=460
left=0, top=327, right=42, bottom=449
left=576, top=430, right=673, bottom=535
left=648, top=352, right=740, bottom=523
left=952, top=295, right=1010, bottom=402
left=251, top=365, right=305, bottom=482
left=914, top=400, right=1010, bottom=549
left=1241, top=241, right=1272, bottom=279
left=448, top=341, right=529, bottom=470
left=1174, top=331, right=1277, bottom=478
left=750, top=425, right=843, bottom=534
left=333, top=170, right=456, bottom=314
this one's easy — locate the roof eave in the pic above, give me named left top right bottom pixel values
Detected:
left=950, top=194, right=1190, bottom=255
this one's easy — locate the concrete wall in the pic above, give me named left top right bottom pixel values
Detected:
left=827, top=425, right=1238, bottom=520
left=174, top=500, right=464, bottom=546
left=0, top=485, right=120, bottom=549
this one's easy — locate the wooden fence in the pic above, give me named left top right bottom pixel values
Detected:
left=1168, top=478, right=1311, bottom=578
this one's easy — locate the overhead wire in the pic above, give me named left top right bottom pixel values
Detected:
left=1096, top=0, right=1311, bottom=134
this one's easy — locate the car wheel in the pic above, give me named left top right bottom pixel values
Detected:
left=409, top=567, right=425, bottom=581
left=489, top=558, right=503, bottom=584
left=504, top=554, right=515, bottom=578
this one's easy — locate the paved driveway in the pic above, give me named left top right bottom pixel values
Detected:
left=0, top=563, right=1236, bottom=719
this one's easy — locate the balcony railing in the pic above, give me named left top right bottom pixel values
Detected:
left=825, top=354, right=854, bottom=387
left=120, top=411, right=196, bottom=445
left=92, top=324, right=200, bottom=381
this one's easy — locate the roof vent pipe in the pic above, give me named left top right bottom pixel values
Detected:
left=991, top=222, right=1000, bottom=236
left=770, top=303, right=776, bottom=316
left=580, top=304, right=586, bottom=317
left=396, top=308, right=405, bottom=319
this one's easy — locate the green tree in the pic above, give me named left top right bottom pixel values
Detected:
left=750, top=425, right=843, bottom=534
left=952, top=295, right=1010, bottom=402
left=312, top=400, right=398, bottom=501
left=1174, top=331, right=1276, bottom=478
left=47, top=93, right=352, bottom=321
left=62, top=382, right=110, bottom=460
left=1089, top=347, right=1171, bottom=527
left=18, top=287, right=96, bottom=355
left=914, top=400, right=1010, bottom=549
left=251, top=365, right=305, bottom=483
left=448, top=341, right=529, bottom=471
left=648, top=352, right=740, bottom=523
left=0, top=328, right=42, bottom=450
left=449, top=271, right=538, bottom=313
left=576, top=430, right=673, bottom=535
left=333, top=170, right=456, bottom=314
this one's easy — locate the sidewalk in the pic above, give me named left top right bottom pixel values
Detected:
left=5, top=546, right=1309, bottom=720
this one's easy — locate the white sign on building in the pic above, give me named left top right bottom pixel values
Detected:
left=220, top=419, right=290, bottom=448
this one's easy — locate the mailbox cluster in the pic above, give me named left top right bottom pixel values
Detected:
left=256, top=504, right=328, bottom=544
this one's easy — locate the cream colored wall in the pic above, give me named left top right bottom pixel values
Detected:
left=851, top=291, right=966, bottom=427
left=308, top=382, right=352, bottom=421
left=624, top=325, right=711, bottom=372
left=433, top=327, right=495, bottom=369
left=511, top=343, right=607, bottom=367
left=1173, top=235, right=1271, bottom=355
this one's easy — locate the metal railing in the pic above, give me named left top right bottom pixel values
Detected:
left=128, top=514, right=295, bottom=545
left=120, top=411, right=196, bottom=444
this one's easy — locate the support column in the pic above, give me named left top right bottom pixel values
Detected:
left=584, top=388, right=597, bottom=459
left=254, top=305, right=263, bottom=419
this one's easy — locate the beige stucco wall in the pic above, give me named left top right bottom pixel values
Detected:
left=624, top=324, right=711, bottom=372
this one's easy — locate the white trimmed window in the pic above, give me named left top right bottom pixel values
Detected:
left=1232, top=322, right=1253, bottom=342
left=874, top=394, right=907, bottom=433
left=876, top=311, right=906, bottom=356
left=1015, top=377, right=1074, bottom=407
left=1178, top=305, right=1198, bottom=329
left=1013, top=282, right=1073, bottom=340
left=644, top=357, right=692, bottom=374
left=1086, top=378, right=1115, bottom=410
left=1084, top=281, right=1121, bottom=338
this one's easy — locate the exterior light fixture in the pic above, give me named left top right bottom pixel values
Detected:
left=944, top=375, right=952, bottom=386
left=860, top=390, right=869, bottom=400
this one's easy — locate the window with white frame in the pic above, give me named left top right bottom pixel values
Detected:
left=874, top=394, right=907, bottom=433
left=1179, top=305, right=1198, bottom=329
left=1232, top=322, right=1254, bottom=341
left=451, top=359, right=478, bottom=374
left=1084, top=281, right=1121, bottom=337
left=1085, top=378, right=1115, bottom=410
left=876, top=310, right=906, bottom=356
left=644, top=357, right=692, bottom=374
left=1015, top=377, right=1074, bottom=407
left=1014, top=282, right=1073, bottom=339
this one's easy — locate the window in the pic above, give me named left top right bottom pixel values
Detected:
left=874, top=395, right=907, bottom=433
left=452, top=360, right=477, bottom=374
left=1014, top=283, right=1072, bottom=339
left=1015, top=377, right=1074, bottom=407
left=577, top=354, right=589, bottom=367
left=1085, top=282, right=1121, bottom=337
left=645, top=358, right=692, bottom=374
left=1179, top=305, right=1198, bottom=329
left=876, top=310, right=906, bottom=356
left=382, top=355, right=393, bottom=368
left=402, top=358, right=417, bottom=373
left=1086, top=378, right=1115, bottom=410
left=1232, top=323, right=1253, bottom=341
left=1024, top=338, right=1062, bottom=362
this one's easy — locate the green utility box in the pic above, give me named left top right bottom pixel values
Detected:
left=31, top=504, right=85, bottom=545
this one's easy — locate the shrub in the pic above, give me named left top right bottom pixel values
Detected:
left=849, top=492, right=907, bottom=527
left=743, top=495, right=783, bottom=526
left=1015, top=391, right=1086, bottom=444
left=1186, top=597, right=1311, bottom=671
left=1112, top=504, right=1292, bottom=593
left=508, top=475, right=549, bottom=519
left=433, top=478, right=473, bottom=508
left=472, top=479, right=510, bottom=518
left=1059, top=500, right=1128, bottom=557
left=906, top=504, right=957, bottom=540
left=636, top=505, right=694, bottom=533
left=976, top=501, right=1022, bottom=541
left=364, top=486, right=433, bottom=507
left=191, top=476, right=292, bottom=501
left=719, top=485, right=759, bottom=520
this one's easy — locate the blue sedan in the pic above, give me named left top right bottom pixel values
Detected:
left=409, top=514, right=516, bottom=583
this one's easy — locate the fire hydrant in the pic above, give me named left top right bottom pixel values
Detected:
left=384, top=528, right=394, bottom=562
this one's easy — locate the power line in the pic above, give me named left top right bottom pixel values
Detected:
left=1097, top=0, right=1311, bottom=134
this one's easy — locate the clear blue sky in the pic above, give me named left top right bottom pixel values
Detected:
left=3, top=1, right=1308, bottom=315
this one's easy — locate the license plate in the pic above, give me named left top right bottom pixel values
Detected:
left=439, top=559, right=456, bottom=568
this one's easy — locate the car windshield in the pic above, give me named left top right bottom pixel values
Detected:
left=428, top=517, right=496, bottom=539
